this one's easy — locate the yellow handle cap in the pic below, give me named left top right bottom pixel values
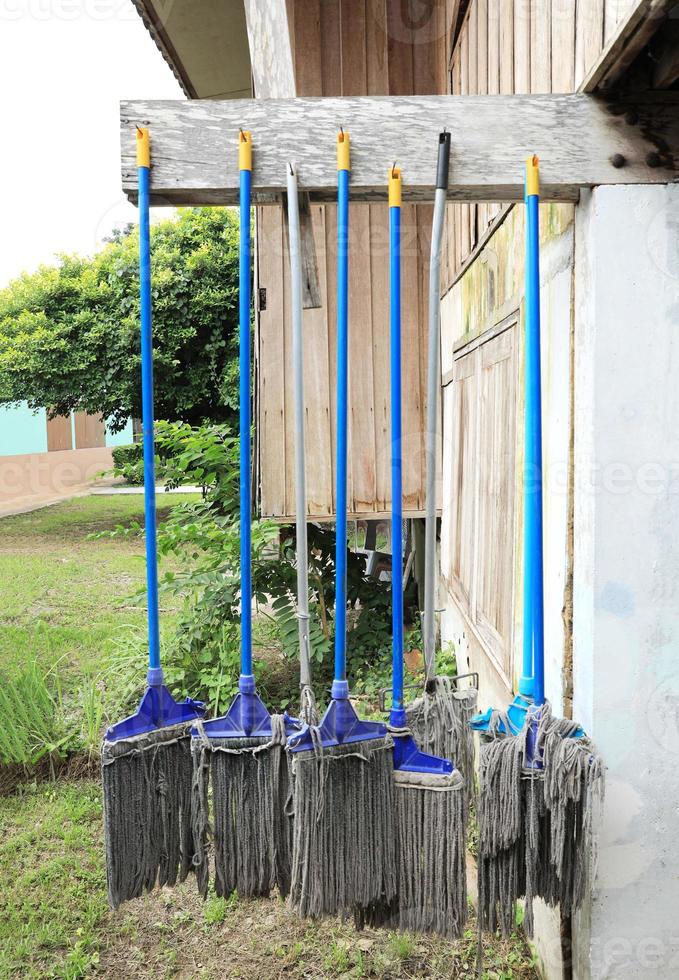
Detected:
left=337, top=130, right=350, bottom=171
left=239, top=131, right=253, bottom=171
left=136, top=127, right=150, bottom=168
left=526, top=154, right=539, bottom=196
left=388, top=166, right=402, bottom=207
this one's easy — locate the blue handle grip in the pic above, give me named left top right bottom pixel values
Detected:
left=333, top=166, right=350, bottom=685
left=524, top=190, right=545, bottom=706
left=389, top=203, right=404, bottom=712
left=239, top=167, right=253, bottom=676
left=138, top=165, right=161, bottom=675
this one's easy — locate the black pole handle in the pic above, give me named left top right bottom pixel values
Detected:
left=436, top=131, right=451, bottom=191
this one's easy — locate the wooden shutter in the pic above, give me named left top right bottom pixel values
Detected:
left=442, top=319, right=517, bottom=681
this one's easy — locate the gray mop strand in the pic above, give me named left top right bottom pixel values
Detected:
left=406, top=677, right=477, bottom=803
left=287, top=164, right=319, bottom=729
left=288, top=732, right=397, bottom=918
left=477, top=702, right=604, bottom=937
left=190, top=714, right=292, bottom=899
left=102, top=723, right=196, bottom=909
left=405, top=141, right=477, bottom=791
left=353, top=725, right=468, bottom=939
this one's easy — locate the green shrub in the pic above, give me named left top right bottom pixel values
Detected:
left=111, top=442, right=143, bottom=485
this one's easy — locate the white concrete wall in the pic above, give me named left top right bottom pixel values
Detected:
left=573, top=185, right=679, bottom=979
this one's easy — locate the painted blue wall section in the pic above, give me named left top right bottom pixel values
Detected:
left=105, top=418, right=133, bottom=448
left=0, top=402, right=48, bottom=456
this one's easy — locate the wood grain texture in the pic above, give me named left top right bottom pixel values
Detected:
left=530, top=0, right=552, bottom=93
left=551, top=0, right=576, bottom=94
left=119, top=93, right=678, bottom=204
left=243, top=0, right=297, bottom=98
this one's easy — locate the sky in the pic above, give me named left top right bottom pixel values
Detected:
left=0, top=0, right=184, bottom=289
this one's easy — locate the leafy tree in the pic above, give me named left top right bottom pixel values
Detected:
left=0, top=208, right=240, bottom=431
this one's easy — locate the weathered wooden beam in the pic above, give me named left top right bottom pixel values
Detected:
left=243, top=0, right=321, bottom=309
left=581, top=0, right=675, bottom=93
left=121, top=93, right=679, bottom=205
left=652, top=21, right=679, bottom=90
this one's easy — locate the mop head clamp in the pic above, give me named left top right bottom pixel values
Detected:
left=191, top=674, right=297, bottom=741
left=388, top=708, right=454, bottom=777
left=288, top=681, right=387, bottom=751
left=471, top=694, right=585, bottom=738
left=105, top=669, right=205, bottom=742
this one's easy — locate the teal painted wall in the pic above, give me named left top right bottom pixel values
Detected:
left=0, top=403, right=48, bottom=456
left=105, top=418, right=133, bottom=448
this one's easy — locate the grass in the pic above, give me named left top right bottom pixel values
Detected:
left=0, top=494, right=198, bottom=684
left=0, top=494, right=539, bottom=979
left=0, top=779, right=539, bottom=979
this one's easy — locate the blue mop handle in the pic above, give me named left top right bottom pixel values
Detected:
left=239, top=132, right=254, bottom=681
left=389, top=168, right=405, bottom=716
left=524, top=155, right=545, bottom=706
left=136, top=129, right=162, bottom=681
left=332, top=131, right=351, bottom=696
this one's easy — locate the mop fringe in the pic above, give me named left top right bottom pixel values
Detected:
left=102, top=723, right=195, bottom=909
left=477, top=702, right=604, bottom=937
left=191, top=714, right=292, bottom=900
left=393, top=767, right=468, bottom=938
left=289, top=732, right=397, bottom=918
left=354, top=734, right=468, bottom=939
left=406, top=676, right=478, bottom=803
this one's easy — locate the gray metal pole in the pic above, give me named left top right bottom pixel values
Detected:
left=287, top=164, right=314, bottom=696
left=423, top=134, right=451, bottom=684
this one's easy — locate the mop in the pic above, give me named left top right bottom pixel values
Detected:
left=471, top=156, right=604, bottom=937
left=355, top=166, right=467, bottom=940
left=102, top=127, right=206, bottom=909
left=286, top=163, right=319, bottom=728
left=405, top=132, right=478, bottom=803
left=191, top=131, right=296, bottom=901
left=287, top=132, right=397, bottom=920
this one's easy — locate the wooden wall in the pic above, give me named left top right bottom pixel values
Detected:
left=443, top=0, right=638, bottom=288
left=256, top=0, right=644, bottom=518
left=257, top=0, right=449, bottom=519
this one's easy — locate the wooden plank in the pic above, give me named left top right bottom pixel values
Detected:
left=530, top=0, right=552, bottom=93
left=513, top=0, right=531, bottom=94
left=604, top=0, right=637, bottom=43
left=551, top=0, right=576, bottom=94
left=340, top=0, right=368, bottom=96
left=348, top=208, right=377, bottom=511
left=320, top=0, right=342, bottom=95
left=257, top=208, right=287, bottom=516
left=387, top=0, right=415, bottom=94
left=475, top=325, right=517, bottom=673
left=579, top=0, right=672, bottom=92
left=499, top=0, right=514, bottom=93
left=575, top=0, right=604, bottom=90
left=487, top=0, right=500, bottom=94
left=366, top=0, right=389, bottom=95
left=412, top=0, right=442, bottom=94
left=121, top=94, right=679, bottom=204
left=302, top=206, right=334, bottom=515
left=369, top=203, right=390, bottom=511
